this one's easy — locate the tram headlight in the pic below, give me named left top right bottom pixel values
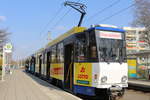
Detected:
left=121, top=76, right=128, bottom=82
left=101, top=76, right=107, bottom=83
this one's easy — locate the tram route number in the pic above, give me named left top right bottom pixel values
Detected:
left=78, top=74, right=88, bottom=79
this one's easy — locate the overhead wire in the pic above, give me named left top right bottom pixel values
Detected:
left=40, top=0, right=81, bottom=44
left=39, top=4, right=64, bottom=37
left=98, top=3, right=135, bottom=23
left=39, top=1, right=69, bottom=46
left=28, top=1, right=66, bottom=57
left=49, top=9, right=72, bottom=31
left=23, top=0, right=82, bottom=59
left=39, top=0, right=71, bottom=37
left=86, top=0, right=121, bottom=22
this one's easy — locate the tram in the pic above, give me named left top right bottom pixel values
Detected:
left=25, top=24, right=128, bottom=100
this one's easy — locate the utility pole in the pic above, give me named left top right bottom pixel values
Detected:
left=64, top=1, right=86, bottom=27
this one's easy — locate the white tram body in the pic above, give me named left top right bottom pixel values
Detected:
left=73, top=25, right=128, bottom=97
left=92, top=63, right=128, bottom=88
left=93, top=28, right=128, bottom=89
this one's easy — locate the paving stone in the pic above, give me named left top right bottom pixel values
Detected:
left=0, top=69, right=81, bottom=100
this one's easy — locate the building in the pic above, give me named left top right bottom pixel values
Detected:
left=124, top=27, right=150, bottom=80
left=128, top=51, right=150, bottom=80
left=123, top=27, right=150, bottom=54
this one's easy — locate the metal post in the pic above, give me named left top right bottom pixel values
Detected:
left=2, top=46, right=5, bottom=81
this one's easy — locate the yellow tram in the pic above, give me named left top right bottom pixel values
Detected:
left=25, top=25, right=128, bottom=99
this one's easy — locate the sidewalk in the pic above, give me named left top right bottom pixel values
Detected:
left=0, top=69, right=82, bottom=100
left=128, top=79, right=150, bottom=92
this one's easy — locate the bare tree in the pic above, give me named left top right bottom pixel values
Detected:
left=132, top=0, right=150, bottom=45
left=0, top=28, right=10, bottom=52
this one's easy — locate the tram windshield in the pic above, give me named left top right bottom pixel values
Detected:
left=97, top=31, right=126, bottom=63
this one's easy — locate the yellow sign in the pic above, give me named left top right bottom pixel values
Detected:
left=127, top=59, right=137, bottom=78
left=50, top=63, right=64, bottom=80
left=74, top=63, right=92, bottom=87
left=127, top=59, right=136, bottom=67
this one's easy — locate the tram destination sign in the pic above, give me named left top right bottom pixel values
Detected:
left=99, top=31, right=122, bottom=39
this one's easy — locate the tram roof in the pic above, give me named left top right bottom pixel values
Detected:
left=46, top=27, right=86, bottom=47
left=45, top=26, right=125, bottom=48
left=88, top=26, right=125, bottom=33
left=36, top=48, right=44, bottom=54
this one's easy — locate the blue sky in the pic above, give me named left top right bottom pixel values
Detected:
left=0, top=0, right=134, bottom=60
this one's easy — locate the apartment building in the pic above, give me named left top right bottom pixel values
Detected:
left=123, top=27, right=150, bottom=54
left=124, top=27, right=150, bottom=80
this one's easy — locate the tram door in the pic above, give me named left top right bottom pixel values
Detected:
left=39, top=55, right=42, bottom=75
left=46, top=52, right=51, bottom=79
left=64, top=44, right=74, bottom=91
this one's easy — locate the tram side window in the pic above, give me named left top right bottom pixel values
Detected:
left=42, top=53, right=45, bottom=64
left=36, top=55, right=38, bottom=65
left=57, top=43, right=64, bottom=63
left=75, top=33, right=88, bottom=62
left=89, top=31, right=98, bottom=61
left=51, top=46, right=57, bottom=63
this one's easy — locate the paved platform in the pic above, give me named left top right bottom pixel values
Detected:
left=128, top=79, right=150, bottom=92
left=0, top=69, right=81, bottom=100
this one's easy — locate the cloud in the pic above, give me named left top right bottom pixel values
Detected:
left=0, top=16, right=6, bottom=21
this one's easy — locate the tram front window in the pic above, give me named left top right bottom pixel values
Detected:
left=99, top=38, right=126, bottom=63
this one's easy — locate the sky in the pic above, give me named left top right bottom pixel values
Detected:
left=0, top=0, right=134, bottom=61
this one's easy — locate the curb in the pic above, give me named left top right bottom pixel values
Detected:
left=128, top=82, right=150, bottom=92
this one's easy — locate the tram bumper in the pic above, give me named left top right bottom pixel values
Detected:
left=108, top=85, right=125, bottom=99
left=109, top=85, right=122, bottom=91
